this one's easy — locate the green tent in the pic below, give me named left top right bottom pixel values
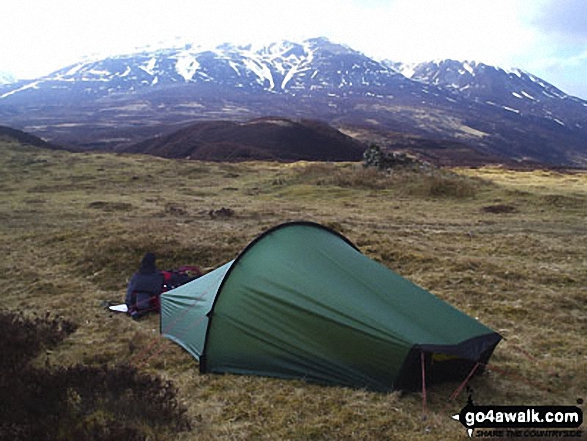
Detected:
left=161, top=221, right=500, bottom=392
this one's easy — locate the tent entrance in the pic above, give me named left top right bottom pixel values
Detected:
left=395, top=343, right=497, bottom=391
left=425, top=352, right=484, bottom=386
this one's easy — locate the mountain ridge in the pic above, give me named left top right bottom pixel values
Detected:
left=1, top=37, right=586, bottom=167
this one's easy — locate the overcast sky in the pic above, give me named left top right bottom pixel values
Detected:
left=1, top=0, right=587, bottom=99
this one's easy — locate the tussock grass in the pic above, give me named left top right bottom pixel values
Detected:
left=1, top=141, right=586, bottom=440
left=282, top=162, right=485, bottom=198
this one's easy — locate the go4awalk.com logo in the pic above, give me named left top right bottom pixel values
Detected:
left=452, top=399, right=583, bottom=438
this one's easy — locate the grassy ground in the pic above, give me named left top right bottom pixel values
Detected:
left=0, top=139, right=585, bottom=440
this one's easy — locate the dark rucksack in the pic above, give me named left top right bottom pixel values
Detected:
left=161, top=266, right=202, bottom=292
left=128, top=266, right=202, bottom=316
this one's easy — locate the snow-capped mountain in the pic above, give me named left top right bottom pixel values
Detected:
left=0, top=71, right=15, bottom=85
left=404, top=59, right=587, bottom=128
left=0, top=37, right=586, bottom=166
left=2, top=38, right=410, bottom=97
left=408, top=59, right=568, bottom=102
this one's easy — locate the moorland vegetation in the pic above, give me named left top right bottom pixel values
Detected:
left=0, top=139, right=585, bottom=440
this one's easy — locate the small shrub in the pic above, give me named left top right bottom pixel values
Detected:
left=0, top=310, right=191, bottom=441
left=362, top=143, right=421, bottom=170
left=0, top=310, right=76, bottom=371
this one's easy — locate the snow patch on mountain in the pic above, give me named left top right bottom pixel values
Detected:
left=175, top=52, right=200, bottom=81
left=139, top=58, right=157, bottom=76
left=0, top=71, right=16, bottom=85
left=0, top=81, right=40, bottom=98
left=64, top=64, right=85, bottom=77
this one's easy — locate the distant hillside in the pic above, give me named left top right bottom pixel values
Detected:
left=122, top=118, right=366, bottom=162
left=340, top=126, right=510, bottom=167
left=0, top=125, right=56, bottom=149
left=2, top=37, right=587, bottom=167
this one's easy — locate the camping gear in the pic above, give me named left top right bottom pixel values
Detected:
left=161, top=221, right=501, bottom=392
left=111, top=266, right=202, bottom=316
left=108, top=303, right=129, bottom=313
left=162, top=266, right=202, bottom=292
left=153, top=266, right=203, bottom=313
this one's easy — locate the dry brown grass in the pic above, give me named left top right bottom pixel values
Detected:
left=1, top=141, right=585, bottom=440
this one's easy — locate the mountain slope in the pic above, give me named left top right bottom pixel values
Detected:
left=0, top=38, right=410, bottom=101
left=122, top=117, right=366, bottom=162
left=0, top=38, right=586, bottom=166
left=404, top=59, right=587, bottom=128
left=0, top=125, right=56, bottom=149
